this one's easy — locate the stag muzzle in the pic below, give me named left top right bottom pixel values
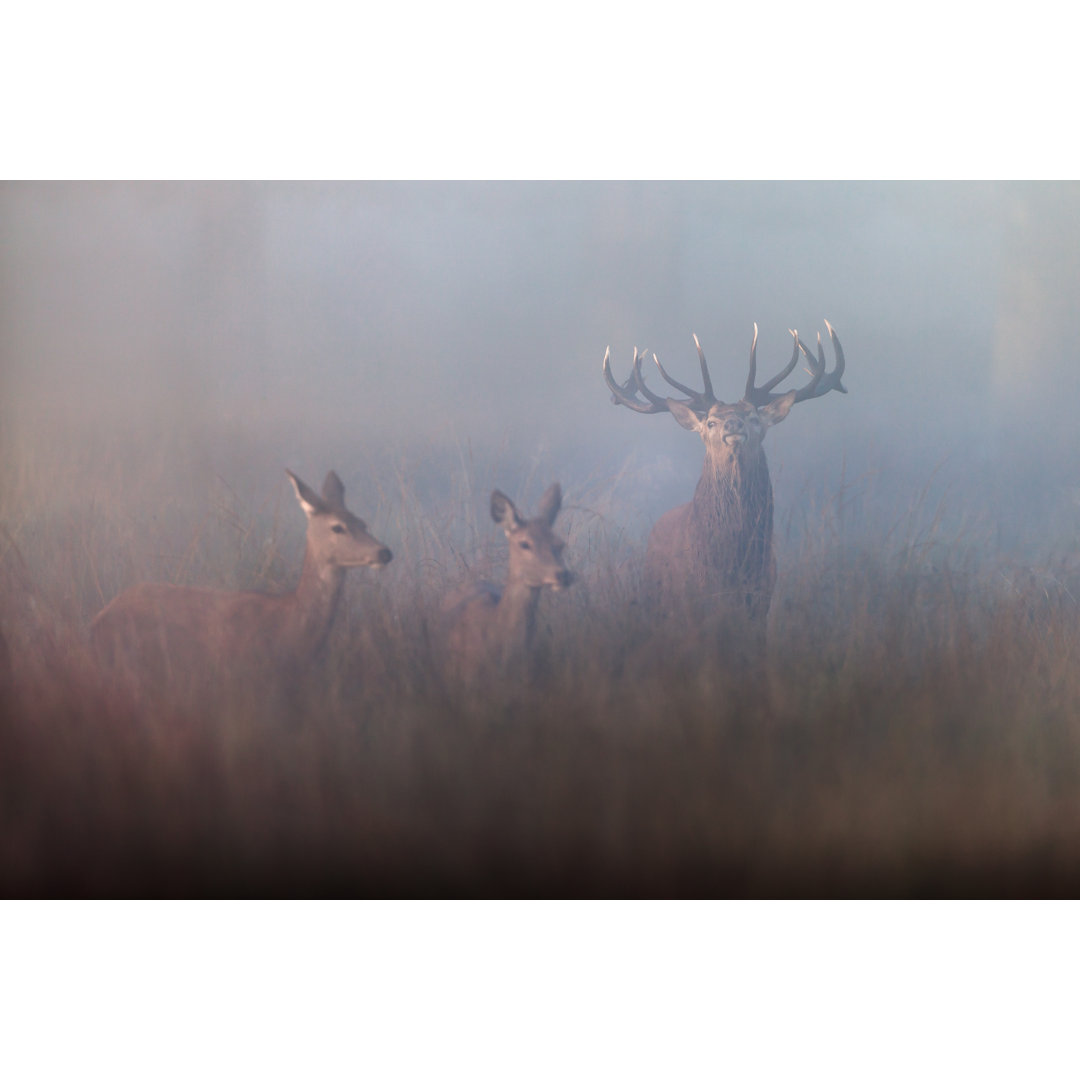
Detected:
left=722, top=417, right=747, bottom=445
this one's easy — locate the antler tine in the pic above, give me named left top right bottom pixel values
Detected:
left=811, top=332, right=828, bottom=378
left=757, top=329, right=801, bottom=396
left=743, top=321, right=848, bottom=407
left=603, top=342, right=717, bottom=417
left=602, top=346, right=669, bottom=414
left=824, top=319, right=847, bottom=387
left=692, top=334, right=715, bottom=402
left=792, top=323, right=847, bottom=402
left=744, top=325, right=801, bottom=407
left=631, top=348, right=670, bottom=408
left=791, top=332, right=825, bottom=402
left=743, top=323, right=759, bottom=402
left=653, top=350, right=701, bottom=400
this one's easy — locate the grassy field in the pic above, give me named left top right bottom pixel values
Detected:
left=4, top=425, right=1080, bottom=897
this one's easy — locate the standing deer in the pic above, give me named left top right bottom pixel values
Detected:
left=603, top=322, right=847, bottom=643
left=444, top=483, right=573, bottom=682
left=90, top=469, right=392, bottom=697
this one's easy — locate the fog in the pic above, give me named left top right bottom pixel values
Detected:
left=13, top=189, right=1080, bottom=904
left=3, top=181, right=1080, bottom=557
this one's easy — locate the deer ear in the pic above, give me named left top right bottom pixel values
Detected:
left=321, top=470, right=346, bottom=510
left=491, top=490, right=525, bottom=532
left=287, top=470, right=327, bottom=518
left=758, top=390, right=796, bottom=428
left=535, top=482, right=562, bottom=527
left=667, top=399, right=703, bottom=432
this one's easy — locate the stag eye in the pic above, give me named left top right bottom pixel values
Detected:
left=331, top=524, right=346, bottom=534
left=707, top=420, right=718, bottom=429
left=519, top=540, right=532, bottom=550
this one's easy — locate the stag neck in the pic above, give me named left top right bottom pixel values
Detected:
left=689, top=450, right=776, bottom=573
left=699, top=437, right=770, bottom=483
left=693, top=443, right=775, bottom=530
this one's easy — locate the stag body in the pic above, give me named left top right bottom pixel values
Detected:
left=91, top=470, right=392, bottom=696
left=605, top=323, right=847, bottom=638
left=444, top=484, right=573, bottom=682
left=646, top=398, right=787, bottom=623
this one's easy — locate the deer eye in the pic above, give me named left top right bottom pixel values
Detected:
left=519, top=540, right=532, bottom=550
left=331, top=524, right=346, bottom=534
left=707, top=420, right=718, bottom=429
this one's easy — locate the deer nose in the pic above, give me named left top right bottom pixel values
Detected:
left=722, top=418, right=746, bottom=444
left=377, top=547, right=393, bottom=564
left=555, top=569, right=573, bottom=589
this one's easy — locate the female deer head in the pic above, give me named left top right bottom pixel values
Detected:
left=490, top=484, right=573, bottom=593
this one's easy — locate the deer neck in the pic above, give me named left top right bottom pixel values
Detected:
left=696, top=443, right=772, bottom=500
left=291, top=544, right=348, bottom=657
left=496, top=578, right=541, bottom=654
left=690, top=446, right=775, bottom=572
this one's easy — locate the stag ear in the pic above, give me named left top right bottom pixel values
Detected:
left=491, top=490, right=526, bottom=532
left=666, top=398, right=703, bottom=432
left=535, top=483, right=562, bottom=527
left=758, top=390, right=796, bottom=428
left=287, top=470, right=328, bottom=518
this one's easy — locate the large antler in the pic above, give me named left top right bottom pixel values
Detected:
left=603, top=340, right=718, bottom=416
left=744, top=320, right=847, bottom=408
left=603, top=322, right=847, bottom=418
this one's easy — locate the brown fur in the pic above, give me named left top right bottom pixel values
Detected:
left=90, top=470, right=391, bottom=699
left=644, top=396, right=793, bottom=645
left=444, top=483, right=572, bottom=683
left=647, top=445, right=776, bottom=624
left=605, top=325, right=847, bottom=650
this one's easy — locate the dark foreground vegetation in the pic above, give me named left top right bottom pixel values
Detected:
left=4, top=448, right=1080, bottom=897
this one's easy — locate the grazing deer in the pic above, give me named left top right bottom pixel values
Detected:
left=603, top=322, right=847, bottom=642
left=90, top=470, right=392, bottom=697
left=444, top=484, right=573, bottom=681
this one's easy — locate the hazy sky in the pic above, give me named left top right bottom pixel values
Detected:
left=3, top=182, right=1079, bottom=548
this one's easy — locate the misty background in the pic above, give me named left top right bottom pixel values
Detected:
left=3, top=181, right=1080, bottom=572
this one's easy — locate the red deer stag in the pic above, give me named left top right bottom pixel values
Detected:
left=91, top=470, right=392, bottom=698
left=603, top=322, right=846, bottom=642
left=444, top=484, right=573, bottom=682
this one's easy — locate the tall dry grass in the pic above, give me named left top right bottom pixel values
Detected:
left=4, top=431, right=1080, bottom=896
